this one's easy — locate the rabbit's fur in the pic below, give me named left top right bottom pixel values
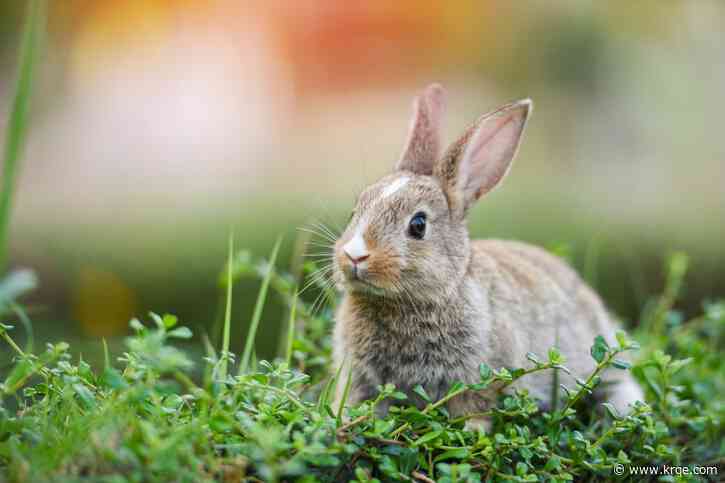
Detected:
left=331, top=84, right=643, bottom=421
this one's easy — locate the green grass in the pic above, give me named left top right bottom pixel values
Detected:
left=0, top=248, right=723, bottom=482
left=0, top=0, right=44, bottom=272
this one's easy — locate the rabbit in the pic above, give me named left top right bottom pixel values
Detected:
left=330, top=84, right=643, bottom=427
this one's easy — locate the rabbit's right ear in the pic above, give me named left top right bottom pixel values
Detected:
left=395, top=84, right=446, bottom=175
left=435, top=99, right=531, bottom=216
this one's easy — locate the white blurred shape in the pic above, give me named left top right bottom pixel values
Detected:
left=22, top=15, right=292, bottom=222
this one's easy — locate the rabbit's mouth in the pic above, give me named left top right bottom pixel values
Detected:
left=347, top=278, right=386, bottom=296
left=341, top=267, right=386, bottom=295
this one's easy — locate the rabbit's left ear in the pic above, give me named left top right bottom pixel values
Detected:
left=435, top=99, right=531, bottom=215
left=395, top=84, right=446, bottom=175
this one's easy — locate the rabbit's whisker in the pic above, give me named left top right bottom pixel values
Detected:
left=312, top=222, right=339, bottom=241
left=297, top=227, right=336, bottom=242
left=302, top=252, right=334, bottom=259
left=309, top=278, right=336, bottom=316
left=299, top=266, right=334, bottom=295
left=305, top=240, right=334, bottom=249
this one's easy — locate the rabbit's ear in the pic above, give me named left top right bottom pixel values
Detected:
left=435, top=99, right=531, bottom=214
left=395, top=84, right=446, bottom=175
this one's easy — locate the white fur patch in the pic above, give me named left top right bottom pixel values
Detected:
left=381, top=176, right=410, bottom=199
left=343, top=227, right=368, bottom=261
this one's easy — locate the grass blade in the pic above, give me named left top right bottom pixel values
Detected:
left=284, top=291, right=298, bottom=367
left=0, top=0, right=46, bottom=272
left=219, top=233, right=234, bottom=380
left=275, top=228, right=307, bottom=357
left=239, top=236, right=282, bottom=375
left=336, top=360, right=353, bottom=423
left=322, top=355, right=346, bottom=418
left=318, top=372, right=337, bottom=414
left=102, top=338, right=110, bottom=369
left=201, top=331, right=217, bottom=389
left=10, top=301, right=34, bottom=352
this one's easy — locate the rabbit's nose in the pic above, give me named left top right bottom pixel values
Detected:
left=346, top=252, right=370, bottom=265
left=343, top=234, right=369, bottom=264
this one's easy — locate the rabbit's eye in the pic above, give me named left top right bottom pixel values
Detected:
left=408, top=212, right=427, bottom=240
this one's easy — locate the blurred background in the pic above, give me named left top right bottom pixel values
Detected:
left=0, top=0, right=723, bottom=361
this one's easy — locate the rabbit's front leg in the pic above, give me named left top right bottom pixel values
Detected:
left=448, top=389, right=497, bottom=433
left=464, top=416, right=493, bottom=433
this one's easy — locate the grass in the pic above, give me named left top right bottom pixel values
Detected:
left=239, top=237, right=282, bottom=375
left=219, top=234, right=235, bottom=382
left=0, top=248, right=723, bottom=482
left=0, top=0, right=44, bottom=272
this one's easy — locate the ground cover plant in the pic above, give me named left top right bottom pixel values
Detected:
left=0, top=2, right=723, bottom=482
left=0, top=245, right=723, bottom=482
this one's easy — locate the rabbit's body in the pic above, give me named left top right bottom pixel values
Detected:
left=333, top=237, right=641, bottom=416
left=330, top=85, right=642, bottom=420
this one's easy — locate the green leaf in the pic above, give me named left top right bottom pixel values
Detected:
left=167, top=327, right=193, bottom=339
left=479, top=362, right=492, bottom=381
left=615, top=330, right=628, bottom=349
left=669, top=357, right=693, bottom=374
left=510, top=368, right=526, bottom=380
left=3, top=358, right=34, bottom=393
left=617, top=450, right=631, bottom=464
left=611, top=359, right=631, bottom=370
left=640, top=368, right=663, bottom=399
left=544, top=456, right=561, bottom=471
left=602, top=402, right=621, bottom=419
left=129, top=318, right=144, bottom=332
left=412, top=430, right=443, bottom=447
left=495, top=368, right=513, bottom=381
left=73, top=384, right=96, bottom=409
left=162, top=314, right=178, bottom=328
left=468, top=382, right=489, bottom=391
left=100, top=367, right=127, bottom=389
left=149, top=312, right=165, bottom=330
left=434, top=448, right=470, bottom=462
left=395, top=446, right=419, bottom=475
left=548, top=347, right=566, bottom=364
left=446, top=381, right=465, bottom=396
left=590, top=335, right=609, bottom=363
left=653, top=350, right=672, bottom=368
left=413, top=385, right=431, bottom=403
left=552, top=364, right=571, bottom=374
left=209, top=414, right=234, bottom=432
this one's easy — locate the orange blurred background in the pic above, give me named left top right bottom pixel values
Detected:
left=0, top=0, right=723, bottom=354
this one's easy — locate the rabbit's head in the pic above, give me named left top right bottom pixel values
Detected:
left=333, top=84, right=531, bottom=301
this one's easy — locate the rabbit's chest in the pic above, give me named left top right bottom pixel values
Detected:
left=354, top=316, right=480, bottom=402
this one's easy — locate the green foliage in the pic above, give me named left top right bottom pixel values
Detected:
left=0, top=252, right=722, bottom=482
left=0, top=0, right=45, bottom=272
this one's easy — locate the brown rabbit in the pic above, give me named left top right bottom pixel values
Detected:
left=331, top=84, right=643, bottom=425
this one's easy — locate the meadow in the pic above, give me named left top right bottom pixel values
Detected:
left=1, top=244, right=723, bottom=482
